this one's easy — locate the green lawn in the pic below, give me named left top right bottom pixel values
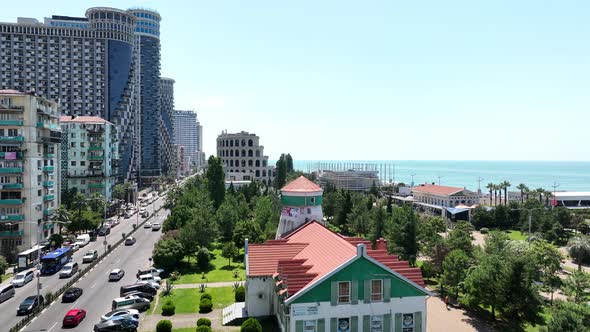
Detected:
left=507, top=230, right=527, bottom=241
left=151, top=286, right=235, bottom=314
left=1, top=272, right=13, bottom=283
left=177, top=249, right=245, bottom=284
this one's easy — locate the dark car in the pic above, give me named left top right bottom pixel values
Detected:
left=17, top=295, right=44, bottom=315
left=62, top=287, right=83, bottom=303
left=94, top=319, right=137, bottom=332
left=120, top=283, right=158, bottom=296
left=98, top=227, right=111, bottom=236
left=120, top=290, right=154, bottom=301
left=124, top=237, right=136, bottom=246
left=88, top=229, right=99, bottom=241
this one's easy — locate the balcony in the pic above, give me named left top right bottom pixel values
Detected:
left=0, top=105, right=24, bottom=112
left=0, top=183, right=23, bottom=189
left=0, top=230, right=23, bottom=237
left=0, top=199, right=23, bottom=205
left=88, top=146, right=103, bottom=151
left=0, top=168, right=23, bottom=174
left=43, top=209, right=53, bottom=216
left=0, top=152, right=23, bottom=159
left=36, top=121, right=48, bottom=128
left=43, top=194, right=55, bottom=201
left=43, top=166, right=55, bottom=172
left=43, top=181, right=54, bottom=187
left=0, top=120, right=23, bottom=126
left=44, top=153, right=55, bottom=158
left=0, top=214, right=24, bottom=221
left=89, top=155, right=103, bottom=161
left=88, top=183, right=105, bottom=189
left=42, top=223, right=53, bottom=230
left=0, top=136, right=24, bottom=143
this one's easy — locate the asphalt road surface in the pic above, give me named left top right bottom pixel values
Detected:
left=21, top=209, right=168, bottom=332
left=0, top=194, right=166, bottom=331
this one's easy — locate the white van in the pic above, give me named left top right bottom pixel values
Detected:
left=111, top=295, right=150, bottom=311
left=74, top=234, right=90, bottom=247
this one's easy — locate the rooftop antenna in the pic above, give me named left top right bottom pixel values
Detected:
left=477, top=177, right=484, bottom=193
left=437, top=175, right=443, bottom=186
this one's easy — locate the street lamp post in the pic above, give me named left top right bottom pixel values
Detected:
left=512, top=207, right=545, bottom=236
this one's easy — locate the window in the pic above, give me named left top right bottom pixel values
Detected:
left=37, top=190, right=41, bottom=197
left=370, top=315, right=383, bottom=332
left=402, top=313, right=414, bottom=332
left=337, top=318, right=350, bottom=332
left=71, top=161, right=76, bottom=166
left=80, top=161, right=86, bottom=166
left=304, top=320, right=316, bottom=332
left=70, top=142, right=75, bottom=148
left=338, top=281, right=350, bottom=304
left=371, top=279, right=383, bottom=301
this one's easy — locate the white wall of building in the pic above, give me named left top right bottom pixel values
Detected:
left=246, top=277, right=275, bottom=317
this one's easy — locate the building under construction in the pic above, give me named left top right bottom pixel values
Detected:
left=313, top=162, right=393, bottom=191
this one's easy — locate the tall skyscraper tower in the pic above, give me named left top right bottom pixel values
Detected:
left=159, top=78, right=175, bottom=176
left=0, top=8, right=141, bottom=181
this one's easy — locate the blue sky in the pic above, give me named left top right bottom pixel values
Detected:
left=3, top=1, right=590, bottom=161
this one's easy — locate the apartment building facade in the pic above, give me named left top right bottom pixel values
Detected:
left=216, top=131, right=273, bottom=185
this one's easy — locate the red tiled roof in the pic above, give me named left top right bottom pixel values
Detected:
left=247, top=221, right=425, bottom=298
left=60, top=115, right=112, bottom=125
left=281, top=176, right=322, bottom=193
left=411, top=184, right=464, bottom=196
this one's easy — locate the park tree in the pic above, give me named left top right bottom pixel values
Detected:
left=562, top=270, right=590, bottom=304
left=463, top=254, right=508, bottom=320
left=369, top=205, right=386, bottom=243
left=275, top=154, right=287, bottom=189
left=470, top=207, right=493, bottom=230
left=88, top=192, right=106, bottom=214
left=233, top=219, right=263, bottom=248
left=206, top=156, right=225, bottom=210
left=153, top=238, right=184, bottom=271
left=221, top=242, right=239, bottom=267
left=500, top=255, right=542, bottom=326
left=369, top=181, right=379, bottom=196
left=347, top=201, right=371, bottom=237
left=483, top=230, right=510, bottom=256
left=530, top=240, right=562, bottom=304
left=0, top=255, right=7, bottom=275
left=285, top=153, right=294, bottom=173
left=547, top=300, right=590, bottom=332
left=441, top=249, right=470, bottom=299
left=567, top=235, right=590, bottom=270
left=253, top=196, right=278, bottom=240
left=163, top=205, right=192, bottom=232
left=447, top=221, right=474, bottom=256
left=216, top=197, right=241, bottom=242
left=335, top=190, right=353, bottom=232
left=386, top=205, right=418, bottom=265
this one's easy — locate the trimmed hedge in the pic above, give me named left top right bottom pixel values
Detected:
left=162, top=300, right=176, bottom=316
left=197, top=318, right=212, bottom=327
left=241, top=318, right=262, bottom=332
left=200, top=292, right=212, bottom=301
left=235, top=286, right=245, bottom=302
left=480, top=227, right=489, bottom=234
left=156, top=320, right=172, bottom=332
left=199, top=298, right=213, bottom=313
left=196, top=326, right=212, bottom=332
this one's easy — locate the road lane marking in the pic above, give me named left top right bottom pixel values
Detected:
left=70, top=300, right=79, bottom=309
left=91, top=282, right=96, bottom=289
left=48, top=321, right=58, bottom=332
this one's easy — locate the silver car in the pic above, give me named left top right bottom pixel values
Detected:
left=11, top=270, right=34, bottom=287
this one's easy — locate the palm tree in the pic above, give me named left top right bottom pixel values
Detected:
left=544, top=191, right=553, bottom=207
left=516, top=183, right=528, bottom=203
left=51, top=206, right=71, bottom=235
left=486, top=183, right=494, bottom=206
left=493, top=184, right=500, bottom=206
left=534, top=188, right=545, bottom=203
left=567, top=235, right=590, bottom=271
left=72, top=193, right=87, bottom=234
left=501, top=181, right=511, bottom=206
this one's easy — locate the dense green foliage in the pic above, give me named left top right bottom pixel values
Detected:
left=206, top=156, right=225, bottom=210
left=156, top=320, right=172, bottom=332
left=241, top=318, right=263, bottom=332
left=161, top=300, right=176, bottom=316
left=197, top=318, right=212, bottom=327
left=153, top=238, right=185, bottom=271
left=200, top=293, right=212, bottom=301
left=196, top=248, right=211, bottom=271
left=547, top=301, right=590, bottom=332
left=199, top=298, right=213, bottom=313
left=196, top=326, right=212, bottom=332
left=221, top=242, right=239, bottom=267
left=235, top=285, right=246, bottom=302
left=0, top=255, right=7, bottom=275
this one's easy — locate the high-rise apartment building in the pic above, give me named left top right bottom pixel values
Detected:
left=173, top=110, right=204, bottom=169
left=60, top=116, right=119, bottom=201
left=216, top=131, right=273, bottom=185
left=159, top=77, right=175, bottom=176
left=0, top=90, right=60, bottom=259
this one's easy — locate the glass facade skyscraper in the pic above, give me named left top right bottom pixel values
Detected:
left=160, top=77, right=175, bottom=176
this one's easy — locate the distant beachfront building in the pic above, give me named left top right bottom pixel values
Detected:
left=0, top=90, right=61, bottom=259
left=411, top=184, right=480, bottom=208
left=553, top=192, right=590, bottom=209
left=60, top=115, right=118, bottom=201
left=173, top=110, right=204, bottom=169
left=318, top=169, right=380, bottom=192
left=216, top=131, right=273, bottom=185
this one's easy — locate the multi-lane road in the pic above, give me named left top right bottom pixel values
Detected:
left=0, top=194, right=166, bottom=331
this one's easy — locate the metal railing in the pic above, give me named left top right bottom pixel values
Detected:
left=9, top=203, right=165, bottom=332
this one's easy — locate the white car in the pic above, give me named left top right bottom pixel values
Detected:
left=151, top=222, right=161, bottom=231
left=109, top=269, right=125, bottom=281
left=83, top=250, right=98, bottom=263
left=11, top=270, right=34, bottom=287
left=137, top=274, right=161, bottom=284
left=100, top=309, right=139, bottom=322
left=143, top=222, right=152, bottom=229
left=136, top=280, right=160, bottom=290
left=59, top=262, right=79, bottom=278
left=137, top=267, right=164, bottom=277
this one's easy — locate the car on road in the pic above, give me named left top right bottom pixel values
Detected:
left=62, top=308, right=87, bottom=327
left=109, top=269, right=125, bottom=281
left=59, top=262, right=79, bottom=278
left=143, top=221, right=151, bottom=229
left=62, top=287, right=83, bottom=302
left=17, top=295, right=44, bottom=315
left=136, top=267, right=164, bottom=277
left=98, top=226, right=111, bottom=236
left=124, top=237, right=136, bottom=246
left=68, top=242, right=80, bottom=252
left=100, top=309, right=139, bottom=322
left=139, top=208, right=148, bottom=218
left=151, top=222, right=161, bottom=231
left=83, top=250, right=99, bottom=263
left=11, top=270, right=34, bottom=287
left=74, top=234, right=90, bottom=247
left=0, top=284, right=15, bottom=303
left=111, top=295, right=150, bottom=311
left=120, top=290, right=154, bottom=301
left=120, top=283, right=158, bottom=296
left=109, top=219, right=120, bottom=228
left=88, top=229, right=99, bottom=241
left=94, top=318, right=138, bottom=332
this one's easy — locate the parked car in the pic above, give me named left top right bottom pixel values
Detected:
left=136, top=267, right=164, bottom=277
left=111, top=295, right=150, bottom=311
left=100, top=309, right=139, bottom=322
left=124, top=237, right=136, bottom=246
left=109, top=219, right=120, bottom=228
left=137, top=274, right=161, bottom=284
left=136, top=280, right=160, bottom=290
left=59, top=262, right=79, bottom=278
left=17, top=295, right=44, bottom=315
left=94, top=318, right=137, bottom=332
left=62, top=287, right=83, bottom=303
left=120, top=290, right=154, bottom=301
left=69, top=243, right=80, bottom=252
left=0, top=284, right=15, bottom=303
left=11, top=270, right=34, bottom=287
left=109, top=269, right=125, bottom=281
left=88, top=229, right=99, bottom=241
left=143, top=222, right=151, bottom=229
left=119, top=283, right=158, bottom=296
left=98, top=227, right=111, bottom=236
left=151, top=222, right=161, bottom=231
left=83, top=250, right=99, bottom=263
left=62, top=308, right=86, bottom=327
left=74, top=234, right=90, bottom=247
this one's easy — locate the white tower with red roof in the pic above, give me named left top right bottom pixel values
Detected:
left=276, top=176, right=324, bottom=238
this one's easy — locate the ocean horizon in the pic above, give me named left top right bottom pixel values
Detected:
left=283, top=160, right=590, bottom=192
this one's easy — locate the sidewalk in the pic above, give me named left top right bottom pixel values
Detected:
left=174, top=281, right=240, bottom=289
left=426, top=292, right=496, bottom=332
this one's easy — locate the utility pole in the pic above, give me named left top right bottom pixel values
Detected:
left=437, top=175, right=443, bottom=186
left=552, top=182, right=560, bottom=208
left=411, top=173, right=416, bottom=188
left=477, top=177, right=484, bottom=194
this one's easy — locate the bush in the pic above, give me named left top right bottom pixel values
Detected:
left=161, top=300, right=176, bottom=316
left=480, top=227, right=489, bottom=234
left=156, top=320, right=172, bottom=332
left=199, top=298, right=213, bottom=313
left=240, top=318, right=262, bottom=332
left=197, top=318, right=212, bottom=327
left=200, top=292, right=212, bottom=301
left=196, top=326, right=212, bottom=332
left=197, top=248, right=211, bottom=271
left=235, top=285, right=245, bottom=302
left=420, top=260, right=437, bottom=279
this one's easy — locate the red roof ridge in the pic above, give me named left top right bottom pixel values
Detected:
left=281, top=176, right=322, bottom=193
left=411, top=184, right=472, bottom=196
